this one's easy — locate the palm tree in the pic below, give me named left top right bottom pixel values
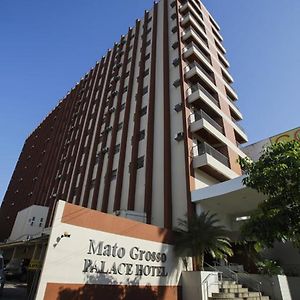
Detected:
left=174, top=212, right=233, bottom=271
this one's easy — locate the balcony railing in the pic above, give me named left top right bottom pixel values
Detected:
left=180, top=0, right=203, bottom=20
left=185, top=61, right=215, bottom=84
left=227, top=95, right=239, bottom=110
left=181, top=27, right=208, bottom=47
left=189, top=110, right=223, bottom=133
left=182, top=42, right=211, bottom=64
left=181, top=13, right=206, bottom=35
left=196, top=141, right=229, bottom=167
left=233, top=119, right=245, bottom=132
left=186, top=83, right=219, bottom=107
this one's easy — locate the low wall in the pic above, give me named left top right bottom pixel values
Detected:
left=242, top=273, right=300, bottom=300
left=182, top=271, right=219, bottom=300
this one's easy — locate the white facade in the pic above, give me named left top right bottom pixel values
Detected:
left=8, top=205, right=49, bottom=242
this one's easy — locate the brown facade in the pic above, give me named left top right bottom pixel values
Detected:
left=0, top=0, right=247, bottom=241
left=44, top=283, right=181, bottom=300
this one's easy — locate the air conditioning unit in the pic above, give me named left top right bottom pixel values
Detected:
left=174, top=132, right=184, bottom=141
left=101, top=147, right=109, bottom=154
left=113, top=210, right=146, bottom=223
left=174, top=103, right=182, bottom=112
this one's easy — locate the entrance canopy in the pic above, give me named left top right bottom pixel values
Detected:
left=191, top=176, right=266, bottom=219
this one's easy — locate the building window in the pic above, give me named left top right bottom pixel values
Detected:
left=140, top=106, right=147, bottom=116
left=120, top=102, right=126, bottom=110
left=127, top=57, right=132, bottom=64
left=146, top=28, right=152, bottom=35
left=111, top=169, right=117, bottom=180
left=114, top=144, right=121, bottom=154
left=139, top=129, right=145, bottom=141
left=147, top=16, right=152, bottom=23
left=172, top=41, right=179, bottom=49
left=117, top=122, right=123, bottom=131
left=142, top=86, right=148, bottom=95
left=146, top=40, right=151, bottom=47
left=125, top=71, right=130, bottom=78
left=171, top=26, right=178, bottom=33
left=123, top=86, right=128, bottom=93
left=172, top=58, right=180, bottom=67
left=137, top=156, right=144, bottom=169
left=143, top=69, right=149, bottom=77
left=171, top=13, right=177, bottom=20
left=145, top=53, right=150, bottom=61
left=173, top=79, right=181, bottom=87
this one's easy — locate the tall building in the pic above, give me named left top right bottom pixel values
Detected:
left=0, top=0, right=247, bottom=241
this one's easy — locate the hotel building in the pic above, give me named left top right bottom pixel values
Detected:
left=0, top=0, right=248, bottom=242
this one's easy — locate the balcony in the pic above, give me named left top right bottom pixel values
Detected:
left=233, top=119, right=245, bottom=133
left=189, top=110, right=223, bottom=134
left=180, top=0, right=203, bottom=14
left=184, top=62, right=218, bottom=97
left=218, top=53, right=230, bottom=69
left=234, top=124, right=248, bottom=144
left=180, top=12, right=205, bottom=33
left=185, top=61, right=215, bottom=85
left=179, top=1, right=204, bottom=27
left=187, top=83, right=219, bottom=109
left=192, top=141, right=238, bottom=181
left=197, top=142, right=228, bottom=166
left=181, top=26, right=208, bottom=48
left=212, top=26, right=223, bottom=43
left=182, top=42, right=211, bottom=65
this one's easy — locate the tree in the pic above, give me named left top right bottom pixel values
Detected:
left=174, top=212, right=233, bottom=271
left=239, top=140, right=300, bottom=248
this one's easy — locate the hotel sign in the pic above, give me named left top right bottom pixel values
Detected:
left=35, top=201, right=183, bottom=300
left=83, top=239, right=168, bottom=277
left=270, top=127, right=300, bottom=143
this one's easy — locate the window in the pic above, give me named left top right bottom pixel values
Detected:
left=171, top=26, right=178, bottom=33
left=170, top=1, right=176, bottom=8
left=122, top=86, right=128, bottom=94
left=125, top=71, right=130, bottom=78
left=140, top=106, right=147, bottom=116
left=127, top=57, right=132, bottom=64
left=173, top=79, right=181, bottom=88
left=139, top=129, right=145, bottom=141
left=111, top=169, right=117, bottom=180
left=145, top=53, right=150, bottom=61
left=120, top=102, right=126, bottom=110
left=172, top=58, right=180, bottom=67
left=146, top=28, right=152, bottom=35
left=114, top=144, right=121, bottom=154
left=117, top=122, right=123, bottom=131
left=142, top=86, right=148, bottom=95
left=143, top=69, right=149, bottom=77
left=146, top=40, right=151, bottom=47
left=137, top=156, right=144, bottom=169
left=147, top=16, right=152, bottom=23
left=172, top=42, right=179, bottom=49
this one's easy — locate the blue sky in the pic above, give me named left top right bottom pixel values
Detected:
left=0, top=0, right=299, bottom=202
